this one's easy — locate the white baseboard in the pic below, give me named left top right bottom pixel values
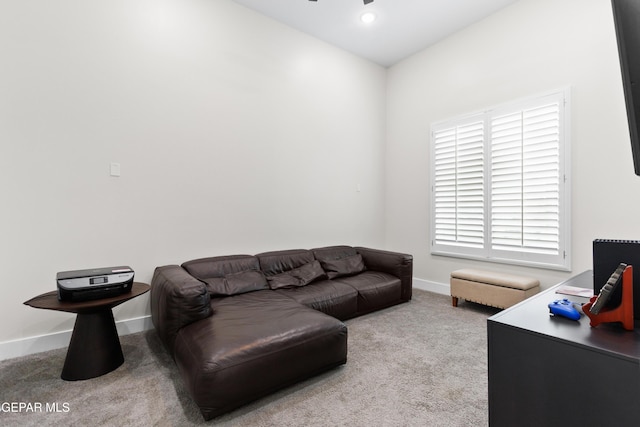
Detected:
left=413, top=277, right=450, bottom=295
left=0, top=315, right=153, bottom=362
left=2, top=276, right=446, bottom=361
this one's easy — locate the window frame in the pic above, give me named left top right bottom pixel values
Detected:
left=429, top=88, right=571, bottom=271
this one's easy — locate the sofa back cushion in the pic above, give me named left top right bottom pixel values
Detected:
left=313, top=245, right=358, bottom=260
left=313, top=245, right=366, bottom=279
left=182, top=255, right=268, bottom=297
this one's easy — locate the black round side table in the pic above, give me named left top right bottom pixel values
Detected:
left=24, top=282, right=150, bottom=381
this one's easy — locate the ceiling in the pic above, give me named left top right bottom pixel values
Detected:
left=230, top=0, right=520, bottom=67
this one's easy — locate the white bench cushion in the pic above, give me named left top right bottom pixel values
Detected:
left=450, top=268, right=539, bottom=291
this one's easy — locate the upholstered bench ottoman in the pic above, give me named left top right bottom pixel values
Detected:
left=450, top=268, right=540, bottom=309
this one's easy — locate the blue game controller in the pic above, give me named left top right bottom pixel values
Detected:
left=548, top=299, right=581, bottom=321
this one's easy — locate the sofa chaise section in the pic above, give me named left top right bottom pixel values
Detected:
left=173, top=290, right=347, bottom=420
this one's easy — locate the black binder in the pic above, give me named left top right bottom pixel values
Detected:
left=593, top=239, right=640, bottom=320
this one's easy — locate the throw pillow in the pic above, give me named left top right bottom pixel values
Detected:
left=204, top=270, right=268, bottom=296
left=320, top=254, right=366, bottom=279
left=267, top=260, right=327, bottom=289
left=267, top=273, right=301, bottom=290
left=294, top=260, right=327, bottom=285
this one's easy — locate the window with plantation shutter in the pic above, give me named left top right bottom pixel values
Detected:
left=433, top=120, right=485, bottom=250
left=430, top=90, right=570, bottom=271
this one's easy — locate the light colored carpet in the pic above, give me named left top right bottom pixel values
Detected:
left=0, top=290, right=498, bottom=426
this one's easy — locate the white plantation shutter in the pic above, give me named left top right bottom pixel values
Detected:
left=490, top=102, right=561, bottom=254
left=433, top=120, right=485, bottom=248
left=431, top=90, right=570, bottom=270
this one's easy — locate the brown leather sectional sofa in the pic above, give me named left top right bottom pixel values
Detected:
left=150, top=245, right=413, bottom=420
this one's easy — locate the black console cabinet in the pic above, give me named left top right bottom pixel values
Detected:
left=488, top=270, right=640, bottom=427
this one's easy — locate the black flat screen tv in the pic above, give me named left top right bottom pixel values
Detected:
left=612, top=0, right=640, bottom=175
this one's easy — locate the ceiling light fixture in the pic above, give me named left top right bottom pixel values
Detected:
left=308, top=0, right=374, bottom=4
left=360, top=12, right=376, bottom=24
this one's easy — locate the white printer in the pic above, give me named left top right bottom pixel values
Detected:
left=57, top=266, right=135, bottom=302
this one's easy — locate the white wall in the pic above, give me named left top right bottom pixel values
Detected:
left=0, top=0, right=387, bottom=350
left=385, top=0, right=640, bottom=289
left=5, top=0, right=635, bottom=358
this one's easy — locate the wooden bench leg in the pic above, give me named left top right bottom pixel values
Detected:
left=452, top=296, right=458, bottom=307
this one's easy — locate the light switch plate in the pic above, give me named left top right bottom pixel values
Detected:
left=110, top=162, right=121, bottom=177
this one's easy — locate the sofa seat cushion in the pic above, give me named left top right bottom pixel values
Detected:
left=275, top=280, right=358, bottom=320
left=334, top=271, right=402, bottom=315
left=173, top=290, right=347, bottom=420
